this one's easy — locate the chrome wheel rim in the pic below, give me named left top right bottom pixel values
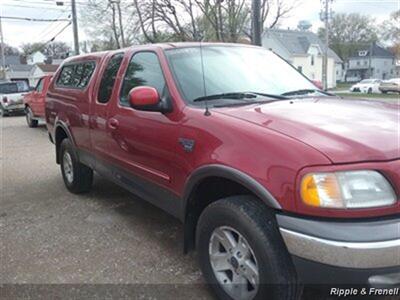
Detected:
left=63, top=152, right=74, bottom=183
left=209, top=226, right=259, bottom=300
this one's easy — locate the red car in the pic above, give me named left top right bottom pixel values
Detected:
left=23, top=75, right=52, bottom=127
left=46, top=43, right=399, bottom=300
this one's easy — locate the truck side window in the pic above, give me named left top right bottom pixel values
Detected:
left=98, top=53, right=124, bottom=103
left=120, top=52, right=166, bottom=105
left=35, top=78, right=44, bottom=93
left=57, top=61, right=96, bottom=89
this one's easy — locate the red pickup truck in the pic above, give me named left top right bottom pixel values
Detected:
left=23, top=75, right=52, bottom=127
left=46, top=43, right=399, bottom=300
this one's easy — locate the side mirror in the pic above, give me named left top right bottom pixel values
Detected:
left=129, top=86, right=160, bottom=109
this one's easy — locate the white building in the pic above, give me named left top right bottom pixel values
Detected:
left=346, top=44, right=396, bottom=82
left=7, top=64, right=59, bottom=87
left=26, top=51, right=47, bottom=65
left=262, top=29, right=342, bottom=89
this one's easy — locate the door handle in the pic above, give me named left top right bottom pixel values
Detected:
left=108, top=118, right=119, bottom=130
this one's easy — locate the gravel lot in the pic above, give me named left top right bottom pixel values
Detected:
left=1, top=115, right=395, bottom=300
left=1, top=115, right=210, bottom=299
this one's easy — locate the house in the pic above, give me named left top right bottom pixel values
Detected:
left=6, top=63, right=59, bottom=87
left=26, top=51, right=47, bottom=65
left=262, top=29, right=342, bottom=89
left=30, top=64, right=59, bottom=86
left=346, top=44, right=396, bottom=82
left=6, top=65, right=35, bottom=86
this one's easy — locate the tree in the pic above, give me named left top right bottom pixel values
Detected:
left=21, top=42, right=71, bottom=59
left=381, top=10, right=400, bottom=44
left=381, top=10, right=400, bottom=58
left=133, top=0, right=297, bottom=44
left=0, top=43, right=20, bottom=56
left=81, top=0, right=139, bottom=50
left=318, top=13, right=378, bottom=61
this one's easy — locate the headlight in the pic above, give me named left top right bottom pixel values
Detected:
left=301, top=170, right=396, bottom=209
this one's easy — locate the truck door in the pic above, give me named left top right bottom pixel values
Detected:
left=36, top=76, right=50, bottom=117
left=90, top=52, right=124, bottom=164
left=106, top=50, right=180, bottom=194
left=31, top=77, right=44, bottom=115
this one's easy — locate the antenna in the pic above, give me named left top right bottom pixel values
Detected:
left=199, top=39, right=211, bottom=116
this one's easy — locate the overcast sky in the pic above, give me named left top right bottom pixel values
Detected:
left=1, top=0, right=399, bottom=50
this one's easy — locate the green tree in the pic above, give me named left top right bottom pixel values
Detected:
left=318, top=13, right=378, bottom=61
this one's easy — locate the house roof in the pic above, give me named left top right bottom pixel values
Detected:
left=36, top=64, right=59, bottom=73
left=263, top=29, right=343, bottom=63
left=5, top=55, right=21, bottom=66
left=349, top=44, right=394, bottom=59
left=8, top=64, right=34, bottom=72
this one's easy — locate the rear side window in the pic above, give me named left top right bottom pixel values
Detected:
left=0, top=82, right=29, bottom=94
left=57, top=61, right=96, bottom=89
left=98, top=53, right=124, bottom=103
left=36, top=78, right=44, bottom=92
left=120, top=52, right=166, bottom=105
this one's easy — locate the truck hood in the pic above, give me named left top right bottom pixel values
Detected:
left=217, top=98, right=400, bottom=164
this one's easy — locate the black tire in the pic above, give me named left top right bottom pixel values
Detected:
left=367, top=88, right=372, bottom=94
left=25, top=106, right=38, bottom=128
left=382, top=91, right=388, bottom=94
left=0, top=106, right=8, bottom=117
left=196, top=196, right=300, bottom=300
left=60, top=139, right=93, bottom=194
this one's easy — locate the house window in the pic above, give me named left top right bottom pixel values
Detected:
left=311, top=55, right=315, bottom=66
left=364, top=60, right=368, bottom=66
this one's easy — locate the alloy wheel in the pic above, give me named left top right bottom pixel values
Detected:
left=63, top=151, right=74, bottom=184
left=209, top=226, right=259, bottom=300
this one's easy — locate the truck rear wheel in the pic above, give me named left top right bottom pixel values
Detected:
left=60, top=139, right=93, bottom=194
left=196, top=196, right=301, bottom=300
left=25, top=107, right=38, bottom=128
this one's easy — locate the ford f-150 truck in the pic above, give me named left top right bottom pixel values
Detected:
left=24, top=75, right=52, bottom=127
left=46, top=43, right=400, bottom=300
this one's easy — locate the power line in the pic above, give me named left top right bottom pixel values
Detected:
left=0, top=16, right=70, bottom=22
left=2, top=4, right=66, bottom=11
left=36, top=11, right=70, bottom=41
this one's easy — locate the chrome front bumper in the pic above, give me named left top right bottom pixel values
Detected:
left=280, top=228, right=400, bottom=269
left=277, top=214, right=400, bottom=285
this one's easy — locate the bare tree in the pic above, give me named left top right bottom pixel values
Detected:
left=82, top=0, right=139, bottom=50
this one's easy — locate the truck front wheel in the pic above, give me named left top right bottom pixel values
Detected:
left=25, top=107, right=38, bottom=128
left=196, top=196, right=301, bottom=300
left=60, top=139, right=93, bottom=194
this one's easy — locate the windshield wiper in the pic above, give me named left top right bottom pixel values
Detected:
left=193, top=92, right=287, bottom=102
left=281, top=89, right=335, bottom=97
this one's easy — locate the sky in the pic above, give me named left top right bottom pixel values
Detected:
left=1, top=0, right=399, bottom=50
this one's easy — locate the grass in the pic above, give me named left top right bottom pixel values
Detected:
left=335, top=92, right=399, bottom=100
left=335, top=82, right=353, bottom=90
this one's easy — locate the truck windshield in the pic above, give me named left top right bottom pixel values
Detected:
left=0, top=81, right=29, bottom=94
left=165, top=46, right=317, bottom=105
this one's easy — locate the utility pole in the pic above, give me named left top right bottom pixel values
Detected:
left=368, top=42, right=373, bottom=78
left=251, top=0, right=262, bottom=46
left=0, top=16, right=6, bottom=80
left=320, top=0, right=333, bottom=90
left=71, top=0, right=79, bottom=55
